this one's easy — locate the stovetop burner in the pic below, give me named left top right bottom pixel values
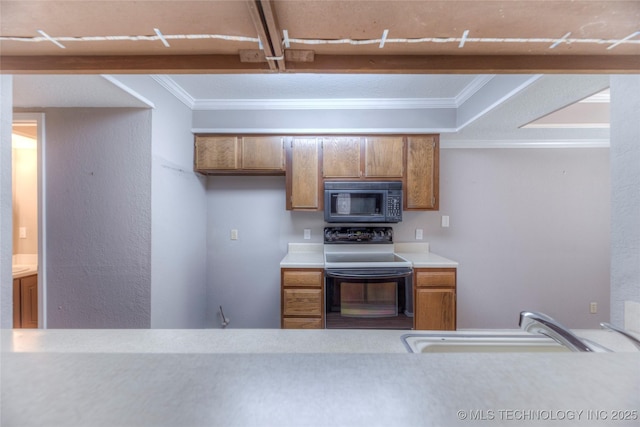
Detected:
left=323, top=227, right=411, bottom=269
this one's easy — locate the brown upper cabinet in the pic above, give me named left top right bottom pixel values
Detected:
left=364, top=137, right=404, bottom=178
left=405, top=135, right=439, bottom=210
left=286, top=137, right=322, bottom=211
left=195, top=135, right=285, bottom=174
left=194, top=133, right=439, bottom=212
left=322, top=136, right=404, bottom=179
left=322, top=137, right=362, bottom=178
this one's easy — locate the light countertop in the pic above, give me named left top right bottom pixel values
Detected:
left=3, top=328, right=637, bottom=354
left=279, top=243, right=324, bottom=268
left=12, top=264, right=38, bottom=279
left=12, top=254, right=38, bottom=279
left=279, top=242, right=458, bottom=268
left=1, top=328, right=638, bottom=427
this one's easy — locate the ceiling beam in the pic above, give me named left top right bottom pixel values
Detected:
left=1, top=54, right=639, bottom=74
left=0, top=55, right=273, bottom=74
left=245, top=0, right=278, bottom=71
left=259, top=0, right=285, bottom=71
left=287, top=55, right=640, bottom=74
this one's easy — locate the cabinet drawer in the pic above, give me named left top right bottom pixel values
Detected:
left=415, top=269, right=456, bottom=288
left=283, top=289, right=322, bottom=316
left=282, top=318, right=323, bottom=329
left=282, top=270, right=323, bottom=288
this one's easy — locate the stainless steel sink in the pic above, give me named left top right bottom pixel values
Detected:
left=401, top=333, right=570, bottom=353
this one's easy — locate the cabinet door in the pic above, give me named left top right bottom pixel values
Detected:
left=406, top=135, right=439, bottom=210
left=322, top=137, right=362, bottom=178
left=364, top=137, right=404, bottom=178
left=195, top=136, right=239, bottom=170
left=13, top=279, right=21, bottom=328
left=20, top=275, right=38, bottom=329
left=287, top=138, right=321, bottom=210
left=415, top=288, right=456, bottom=330
left=241, top=136, right=284, bottom=170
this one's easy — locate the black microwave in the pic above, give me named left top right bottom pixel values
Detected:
left=324, top=181, right=403, bottom=223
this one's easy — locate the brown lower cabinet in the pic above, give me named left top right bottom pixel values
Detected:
left=414, top=268, right=456, bottom=330
left=13, top=274, right=38, bottom=329
left=281, top=268, right=324, bottom=329
left=281, top=267, right=456, bottom=330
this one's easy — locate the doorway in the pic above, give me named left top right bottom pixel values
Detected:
left=12, top=113, right=45, bottom=328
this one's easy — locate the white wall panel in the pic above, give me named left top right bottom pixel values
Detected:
left=610, top=75, right=640, bottom=329
left=44, top=108, right=152, bottom=328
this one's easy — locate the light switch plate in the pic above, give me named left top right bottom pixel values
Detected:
left=230, top=229, right=238, bottom=240
left=415, top=229, right=423, bottom=240
left=441, top=216, right=450, bottom=228
left=303, top=229, right=311, bottom=240
left=19, top=227, right=27, bottom=239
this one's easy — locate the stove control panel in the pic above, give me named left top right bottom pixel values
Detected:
left=324, top=227, right=393, bottom=243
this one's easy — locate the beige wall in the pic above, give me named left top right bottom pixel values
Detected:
left=12, top=142, right=38, bottom=256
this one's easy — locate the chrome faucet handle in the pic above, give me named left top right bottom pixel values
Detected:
left=600, top=322, right=640, bottom=350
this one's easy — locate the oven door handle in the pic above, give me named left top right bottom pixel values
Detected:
left=325, top=269, right=413, bottom=279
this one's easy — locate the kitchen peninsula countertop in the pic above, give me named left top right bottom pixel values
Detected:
left=2, top=329, right=638, bottom=427
left=279, top=242, right=458, bottom=268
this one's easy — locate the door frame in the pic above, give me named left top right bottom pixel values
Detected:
left=13, top=112, right=46, bottom=328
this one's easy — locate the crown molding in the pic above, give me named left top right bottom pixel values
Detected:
left=454, top=75, right=495, bottom=107
left=580, top=91, right=611, bottom=103
left=191, top=127, right=456, bottom=134
left=150, top=75, right=195, bottom=108
left=150, top=74, right=504, bottom=111
left=191, top=97, right=458, bottom=110
left=522, top=123, right=609, bottom=129
left=441, top=139, right=609, bottom=149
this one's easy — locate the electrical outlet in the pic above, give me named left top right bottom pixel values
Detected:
left=230, top=229, right=238, bottom=240
left=304, top=229, right=311, bottom=240
left=415, top=229, right=423, bottom=240
left=19, top=227, right=27, bottom=239
left=590, top=302, right=598, bottom=314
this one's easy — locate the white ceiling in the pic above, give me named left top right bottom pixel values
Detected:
left=12, top=75, right=152, bottom=108
left=12, top=73, right=487, bottom=108
left=167, top=74, right=482, bottom=100
left=11, top=73, right=611, bottom=145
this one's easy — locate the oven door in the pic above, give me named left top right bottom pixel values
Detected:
left=325, top=268, right=413, bottom=329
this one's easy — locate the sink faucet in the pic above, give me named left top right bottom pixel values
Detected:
left=519, top=311, right=604, bottom=352
left=600, top=322, right=640, bottom=350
